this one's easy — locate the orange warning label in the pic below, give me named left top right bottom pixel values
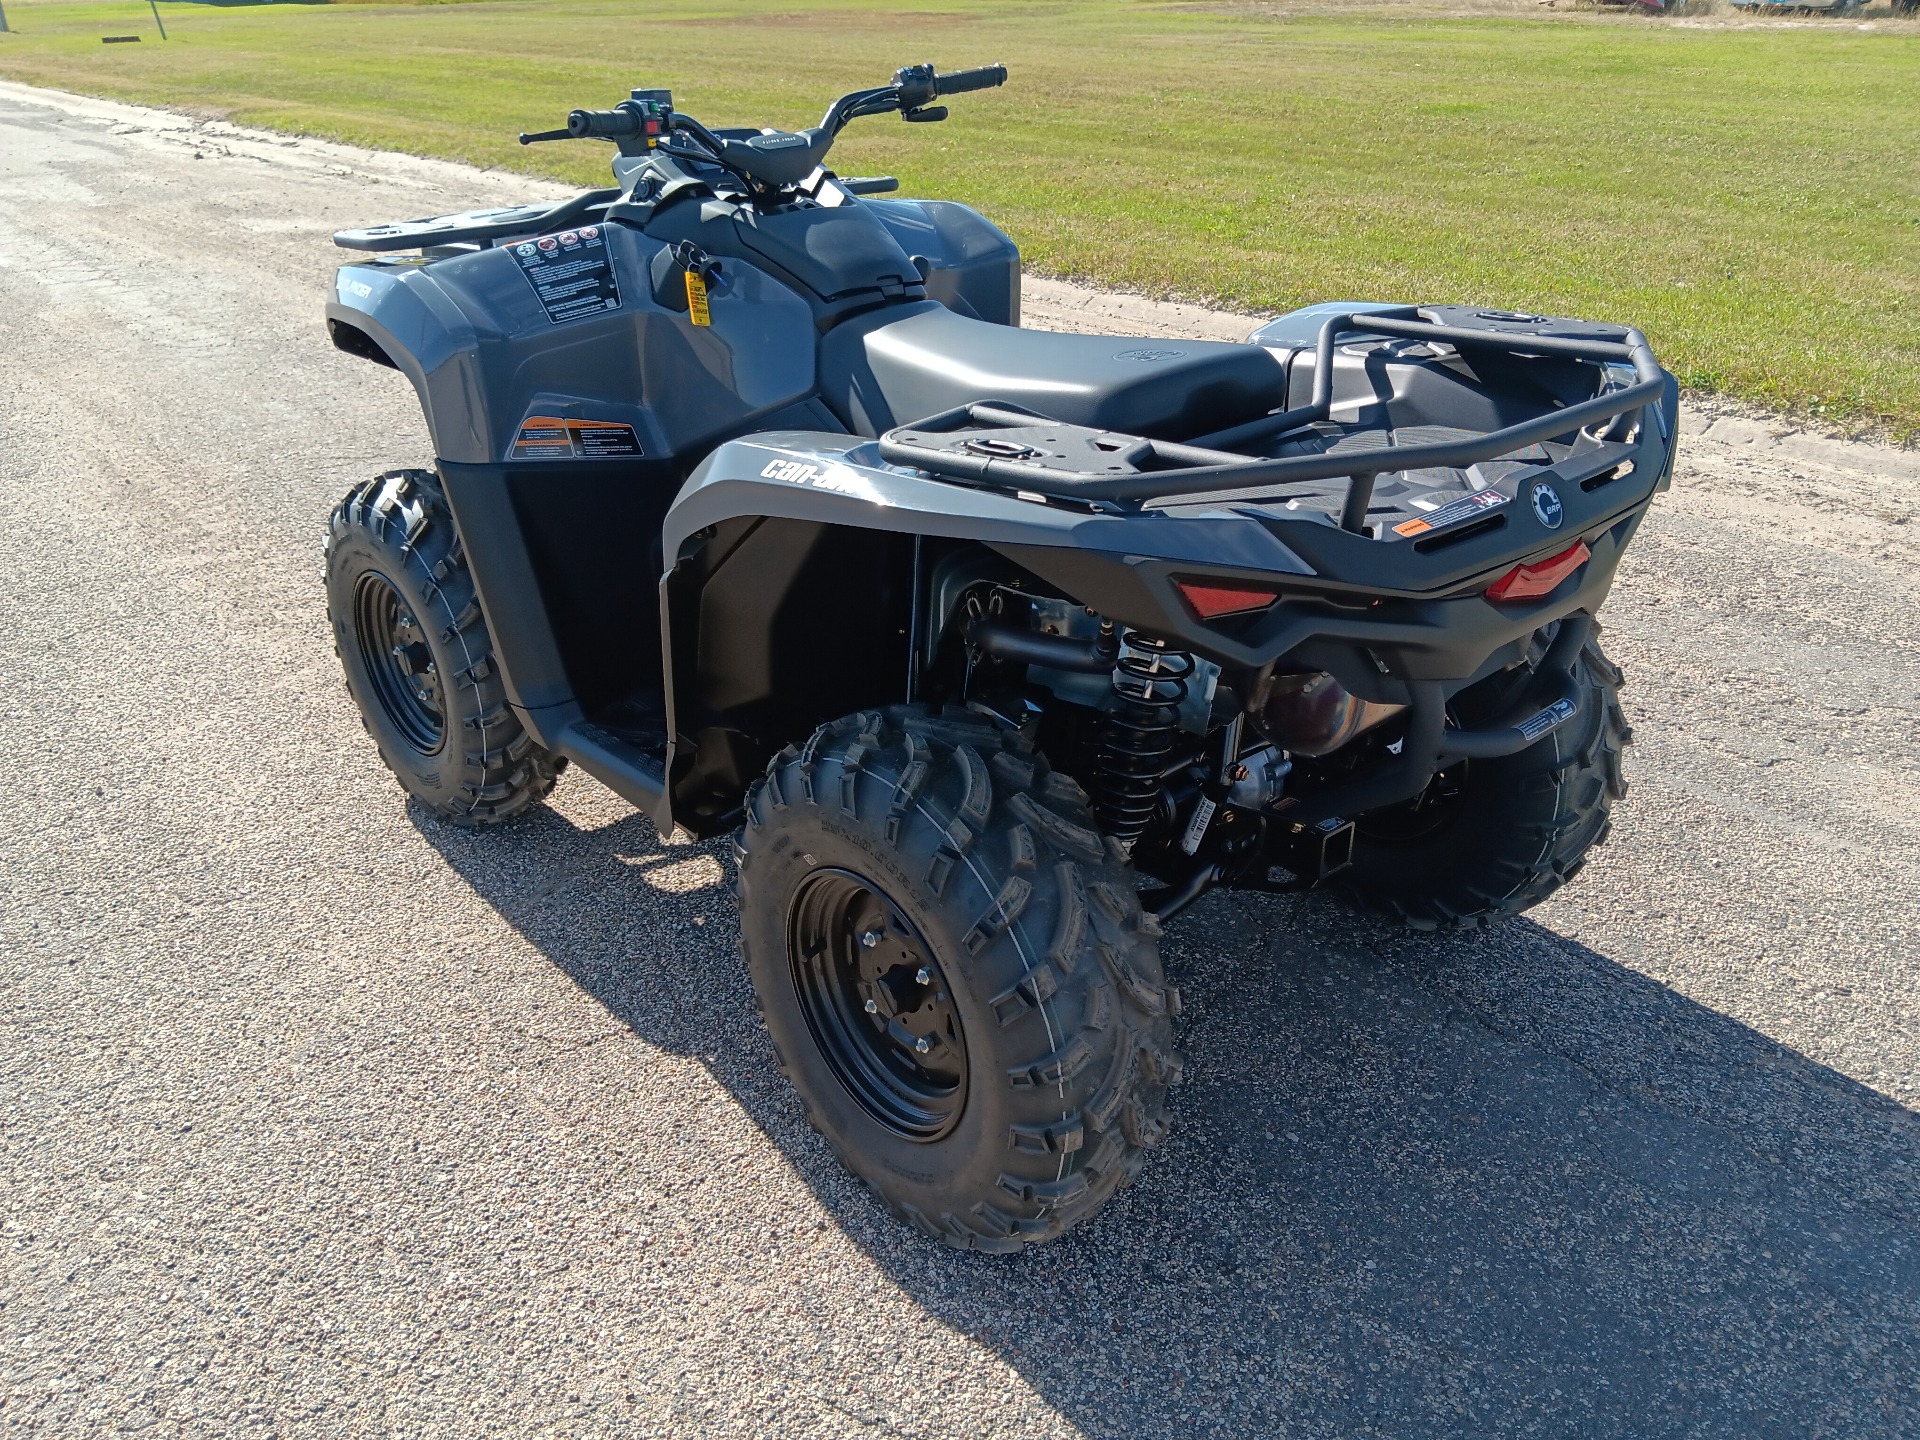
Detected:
left=510, top=416, right=643, bottom=460
left=1391, top=487, right=1510, bottom=538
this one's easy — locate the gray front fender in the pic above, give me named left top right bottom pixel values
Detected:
left=326, top=260, right=489, bottom=462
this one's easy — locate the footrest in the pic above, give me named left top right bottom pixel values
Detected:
left=555, top=720, right=666, bottom=811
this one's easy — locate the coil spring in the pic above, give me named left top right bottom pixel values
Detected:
left=1094, top=631, right=1195, bottom=843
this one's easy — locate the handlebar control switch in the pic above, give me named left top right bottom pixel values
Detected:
left=891, top=63, right=938, bottom=112
left=627, top=93, right=673, bottom=152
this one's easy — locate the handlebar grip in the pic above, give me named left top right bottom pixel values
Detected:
left=933, top=64, right=1007, bottom=97
left=566, top=107, right=642, bottom=140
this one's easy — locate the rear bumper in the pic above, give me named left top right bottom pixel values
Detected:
left=997, top=495, right=1646, bottom=704
left=1274, top=614, right=1595, bottom=826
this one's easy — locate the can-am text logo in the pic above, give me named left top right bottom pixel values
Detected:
left=762, top=458, right=825, bottom=484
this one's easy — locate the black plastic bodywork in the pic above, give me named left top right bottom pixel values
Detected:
left=326, top=125, right=1676, bottom=854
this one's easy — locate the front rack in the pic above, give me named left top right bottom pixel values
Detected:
left=875, top=308, right=1667, bottom=530
left=334, top=189, right=622, bottom=253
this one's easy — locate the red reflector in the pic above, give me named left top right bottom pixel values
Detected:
left=1485, top=541, right=1591, bottom=601
left=1175, top=579, right=1280, bottom=619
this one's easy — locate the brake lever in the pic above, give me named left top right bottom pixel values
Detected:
left=518, top=128, right=573, bottom=146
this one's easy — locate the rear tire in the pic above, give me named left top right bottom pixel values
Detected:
left=1337, top=629, right=1631, bottom=930
left=734, top=705, right=1181, bottom=1252
left=325, top=468, right=560, bottom=826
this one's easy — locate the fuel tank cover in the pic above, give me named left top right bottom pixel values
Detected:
left=731, top=204, right=921, bottom=301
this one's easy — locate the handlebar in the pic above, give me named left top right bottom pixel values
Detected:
left=520, top=64, right=1007, bottom=189
left=883, top=62, right=1005, bottom=118
left=565, top=107, right=643, bottom=140
left=519, top=109, right=638, bottom=145
left=933, top=65, right=1007, bottom=97
left=521, top=96, right=672, bottom=148
left=816, top=60, right=1006, bottom=137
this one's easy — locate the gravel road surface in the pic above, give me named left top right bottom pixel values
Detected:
left=3, top=83, right=1917, bottom=1439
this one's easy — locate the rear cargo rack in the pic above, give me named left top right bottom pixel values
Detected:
left=876, top=309, right=1666, bottom=531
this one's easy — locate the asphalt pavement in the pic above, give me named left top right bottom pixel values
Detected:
left=2, top=82, right=1917, bottom=1439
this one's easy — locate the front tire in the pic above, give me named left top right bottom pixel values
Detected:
left=325, top=468, right=560, bottom=826
left=735, top=705, right=1181, bottom=1252
left=1338, top=629, right=1631, bottom=930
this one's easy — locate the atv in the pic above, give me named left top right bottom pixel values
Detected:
left=322, top=64, right=1675, bottom=1251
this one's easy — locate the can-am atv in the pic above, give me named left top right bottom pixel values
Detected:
left=323, top=64, right=1676, bottom=1251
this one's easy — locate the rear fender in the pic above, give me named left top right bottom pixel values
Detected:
left=657, top=432, right=1313, bottom=827
left=661, top=433, right=1315, bottom=618
left=658, top=432, right=1649, bottom=828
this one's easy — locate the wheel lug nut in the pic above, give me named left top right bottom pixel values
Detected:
left=914, top=1037, right=931, bottom=1054
left=858, top=929, right=882, bottom=949
left=864, top=998, right=878, bottom=1014
left=915, top=966, right=932, bottom=986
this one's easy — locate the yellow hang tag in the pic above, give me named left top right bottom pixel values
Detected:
left=684, top=269, right=711, bottom=327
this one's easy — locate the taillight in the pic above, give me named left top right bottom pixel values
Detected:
left=1485, top=541, right=1591, bottom=602
left=1174, top=579, right=1280, bottom=619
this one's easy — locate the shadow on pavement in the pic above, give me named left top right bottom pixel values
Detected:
left=418, top=800, right=1920, bottom=1439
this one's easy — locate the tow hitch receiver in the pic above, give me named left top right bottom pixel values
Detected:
left=1260, top=816, right=1357, bottom=890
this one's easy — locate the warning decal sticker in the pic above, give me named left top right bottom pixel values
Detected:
left=1392, top=487, right=1510, bottom=538
left=510, top=416, right=644, bottom=460
left=510, top=225, right=620, bottom=324
left=1516, top=696, right=1578, bottom=741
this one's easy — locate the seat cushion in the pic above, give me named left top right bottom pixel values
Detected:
left=819, top=303, right=1285, bottom=441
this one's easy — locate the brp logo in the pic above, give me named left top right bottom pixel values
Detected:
left=1531, top=482, right=1565, bottom=530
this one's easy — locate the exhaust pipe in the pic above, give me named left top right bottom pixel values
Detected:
left=1248, top=670, right=1404, bottom=756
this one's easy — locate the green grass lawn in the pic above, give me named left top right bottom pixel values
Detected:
left=3, top=0, right=1917, bottom=434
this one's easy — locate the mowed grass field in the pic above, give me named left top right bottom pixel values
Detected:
left=2, top=0, right=1917, bottom=433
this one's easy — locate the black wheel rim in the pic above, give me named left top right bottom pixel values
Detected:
left=786, top=868, right=969, bottom=1142
left=352, top=571, right=445, bottom=755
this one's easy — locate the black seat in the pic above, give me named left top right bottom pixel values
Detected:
left=818, top=302, right=1285, bottom=441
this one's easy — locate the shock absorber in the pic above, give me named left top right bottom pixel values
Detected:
left=1094, top=629, right=1195, bottom=844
